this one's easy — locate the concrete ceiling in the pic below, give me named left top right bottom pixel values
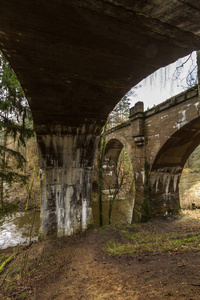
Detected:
left=0, top=0, right=200, bottom=128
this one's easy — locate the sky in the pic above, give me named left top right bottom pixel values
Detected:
left=128, top=51, right=197, bottom=110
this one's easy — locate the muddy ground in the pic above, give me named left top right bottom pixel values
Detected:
left=1, top=210, right=200, bottom=299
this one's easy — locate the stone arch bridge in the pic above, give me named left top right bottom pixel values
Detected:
left=104, top=86, right=200, bottom=221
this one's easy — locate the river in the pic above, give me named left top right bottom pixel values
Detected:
left=0, top=197, right=134, bottom=250
left=0, top=211, right=40, bottom=249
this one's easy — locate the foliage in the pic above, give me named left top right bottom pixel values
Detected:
left=95, top=132, right=134, bottom=226
left=0, top=53, right=33, bottom=144
left=0, top=134, right=40, bottom=212
left=102, top=148, right=134, bottom=224
left=107, top=95, right=131, bottom=129
left=172, top=52, right=198, bottom=89
left=0, top=51, right=34, bottom=211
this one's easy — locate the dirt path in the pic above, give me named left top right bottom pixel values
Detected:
left=1, top=212, right=200, bottom=299
left=35, top=231, right=200, bottom=299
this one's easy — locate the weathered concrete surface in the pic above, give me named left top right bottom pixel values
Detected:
left=1, top=1, right=200, bottom=235
left=105, top=87, right=200, bottom=220
left=37, top=124, right=101, bottom=236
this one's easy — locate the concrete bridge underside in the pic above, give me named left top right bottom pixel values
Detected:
left=1, top=1, right=200, bottom=235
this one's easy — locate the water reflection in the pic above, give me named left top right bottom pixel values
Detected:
left=0, top=197, right=135, bottom=249
left=0, top=211, right=40, bottom=249
left=92, top=197, right=134, bottom=227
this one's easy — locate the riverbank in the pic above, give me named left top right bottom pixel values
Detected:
left=1, top=210, right=200, bottom=299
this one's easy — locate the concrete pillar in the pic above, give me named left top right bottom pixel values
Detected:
left=36, top=124, right=101, bottom=237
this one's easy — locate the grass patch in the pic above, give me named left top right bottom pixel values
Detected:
left=102, top=223, right=200, bottom=255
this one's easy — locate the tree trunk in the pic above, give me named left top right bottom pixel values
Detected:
left=0, top=127, right=7, bottom=211
left=97, top=123, right=107, bottom=227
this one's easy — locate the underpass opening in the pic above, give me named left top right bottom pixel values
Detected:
left=179, top=144, right=200, bottom=210
left=92, top=138, right=135, bottom=226
left=149, top=116, right=200, bottom=216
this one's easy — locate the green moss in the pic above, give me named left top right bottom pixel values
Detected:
left=19, top=293, right=27, bottom=298
left=102, top=224, right=200, bottom=256
left=0, top=254, right=15, bottom=274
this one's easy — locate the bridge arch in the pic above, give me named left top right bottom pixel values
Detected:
left=149, top=116, right=200, bottom=216
left=101, top=137, right=135, bottom=224
left=105, top=134, right=133, bottom=162
left=103, top=138, right=124, bottom=191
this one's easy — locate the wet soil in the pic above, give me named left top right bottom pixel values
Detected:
left=1, top=211, right=200, bottom=299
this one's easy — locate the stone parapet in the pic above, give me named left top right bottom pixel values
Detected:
left=145, top=86, right=198, bottom=118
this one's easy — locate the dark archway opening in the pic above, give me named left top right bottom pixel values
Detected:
left=92, top=138, right=135, bottom=226
left=179, top=144, right=200, bottom=210
left=149, top=116, right=200, bottom=216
